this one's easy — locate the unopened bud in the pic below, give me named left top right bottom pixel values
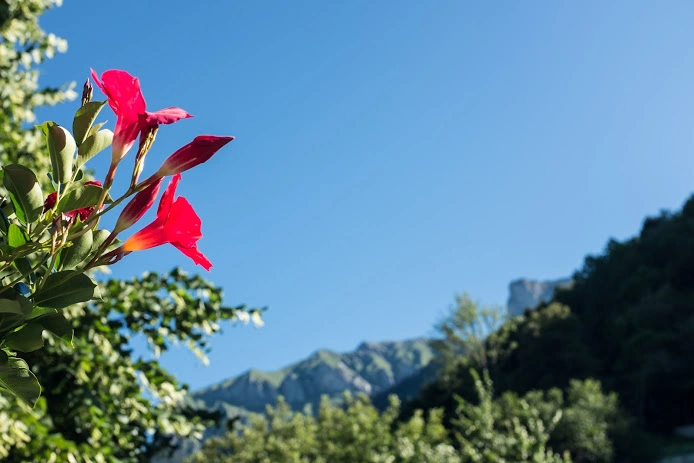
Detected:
left=81, top=78, right=93, bottom=107
left=113, top=177, right=164, bottom=234
left=131, top=126, right=158, bottom=189
left=155, top=135, right=234, bottom=177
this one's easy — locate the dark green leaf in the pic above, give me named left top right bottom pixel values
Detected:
left=7, top=224, right=28, bottom=248
left=0, top=351, right=41, bottom=407
left=76, top=129, right=113, bottom=169
left=4, top=322, right=45, bottom=352
left=0, top=208, right=9, bottom=235
left=32, top=271, right=96, bottom=309
left=72, top=100, right=107, bottom=146
left=39, top=122, right=75, bottom=183
left=2, top=165, right=44, bottom=223
left=0, top=299, right=23, bottom=315
left=12, top=257, right=32, bottom=278
left=0, top=294, right=32, bottom=335
left=59, top=229, right=93, bottom=270
left=57, top=184, right=102, bottom=214
left=34, top=313, right=73, bottom=346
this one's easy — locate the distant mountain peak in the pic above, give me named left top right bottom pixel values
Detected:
left=507, top=277, right=572, bottom=317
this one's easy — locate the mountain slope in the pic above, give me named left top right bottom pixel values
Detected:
left=194, top=338, right=434, bottom=413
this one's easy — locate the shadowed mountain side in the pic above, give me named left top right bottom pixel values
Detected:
left=371, top=362, right=441, bottom=411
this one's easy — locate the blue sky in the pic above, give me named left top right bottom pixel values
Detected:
left=37, top=1, right=694, bottom=390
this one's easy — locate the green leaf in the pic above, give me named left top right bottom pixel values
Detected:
left=87, top=121, right=106, bottom=139
left=34, top=313, right=73, bottom=346
left=32, top=271, right=96, bottom=309
left=26, top=306, right=56, bottom=320
left=0, top=299, right=23, bottom=315
left=72, top=100, right=107, bottom=146
left=0, top=351, right=41, bottom=407
left=59, top=229, right=93, bottom=270
left=76, top=129, right=113, bottom=169
left=0, top=292, right=32, bottom=337
left=38, top=122, right=75, bottom=183
left=4, top=322, right=45, bottom=352
left=7, top=224, right=28, bottom=248
left=92, top=229, right=111, bottom=252
left=0, top=208, right=9, bottom=235
left=2, top=165, right=44, bottom=223
left=57, top=184, right=102, bottom=214
left=12, top=257, right=32, bottom=280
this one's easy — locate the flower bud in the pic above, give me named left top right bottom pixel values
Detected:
left=113, top=177, right=163, bottom=234
left=81, top=78, right=93, bottom=107
left=155, top=135, right=233, bottom=177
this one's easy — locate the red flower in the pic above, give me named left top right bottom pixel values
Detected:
left=44, top=181, right=103, bottom=221
left=155, top=135, right=234, bottom=177
left=91, top=69, right=192, bottom=163
left=122, top=174, right=212, bottom=270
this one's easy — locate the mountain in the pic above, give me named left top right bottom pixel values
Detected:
left=506, top=277, right=572, bottom=317
left=194, top=338, right=435, bottom=413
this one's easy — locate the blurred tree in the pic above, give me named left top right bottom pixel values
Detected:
left=0, top=0, right=76, bottom=184
left=192, top=394, right=460, bottom=463
left=554, top=199, right=694, bottom=433
left=452, top=369, right=569, bottom=463
left=430, top=293, right=506, bottom=378
left=2, top=269, right=262, bottom=461
left=488, top=303, right=596, bottom=394
left=406, top=296, right=657, bottom=462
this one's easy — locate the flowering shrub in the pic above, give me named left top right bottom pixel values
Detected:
left=0, top=69, right=232, bottom=406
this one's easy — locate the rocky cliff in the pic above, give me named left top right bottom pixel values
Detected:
left=506, top=277, right=572, bottom=317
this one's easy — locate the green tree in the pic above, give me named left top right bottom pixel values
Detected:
left=488, top=303, right=596, bottom=394
left=452, top=369, right=570, bottom=463
left=192, top=394, right=459, bottom=463
left=431, top=293, right=506, bottom=377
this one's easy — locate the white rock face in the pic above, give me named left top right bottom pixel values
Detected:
left=506, top=278, right=572, bottom=317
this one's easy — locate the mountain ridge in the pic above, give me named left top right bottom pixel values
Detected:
left=193, top=337, right=434, bottom=413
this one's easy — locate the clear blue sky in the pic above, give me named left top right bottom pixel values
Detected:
left=36, top=1, right=694, bottom=390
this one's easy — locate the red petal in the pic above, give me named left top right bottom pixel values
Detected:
left=166, top=197, right=203, bottom=247
left=141, top=107, right=192, bottom=126
left=91, top=69, right=146, bottom=118
left=173, top=242, right=212, bottom=271
left=44, top=192, right=57, bottom=211
left=156, top=174, right=181, bottom=221
left=122, top=222, right=168, bottom=251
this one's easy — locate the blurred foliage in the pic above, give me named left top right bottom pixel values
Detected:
left=0, top=269, right=262, bottom=461
left=452, top=369, right=569, bottom=463
left=192, top=373, right=580, bottom=463
left=430, top=293, right=506, bottom=379
left=553, top=199, right=694, bottom=434
left=0, top=0, right=76, bottom=189
left=407, top=295, right=662, bottom=462
left=193, top=393, right=461, bottom=463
